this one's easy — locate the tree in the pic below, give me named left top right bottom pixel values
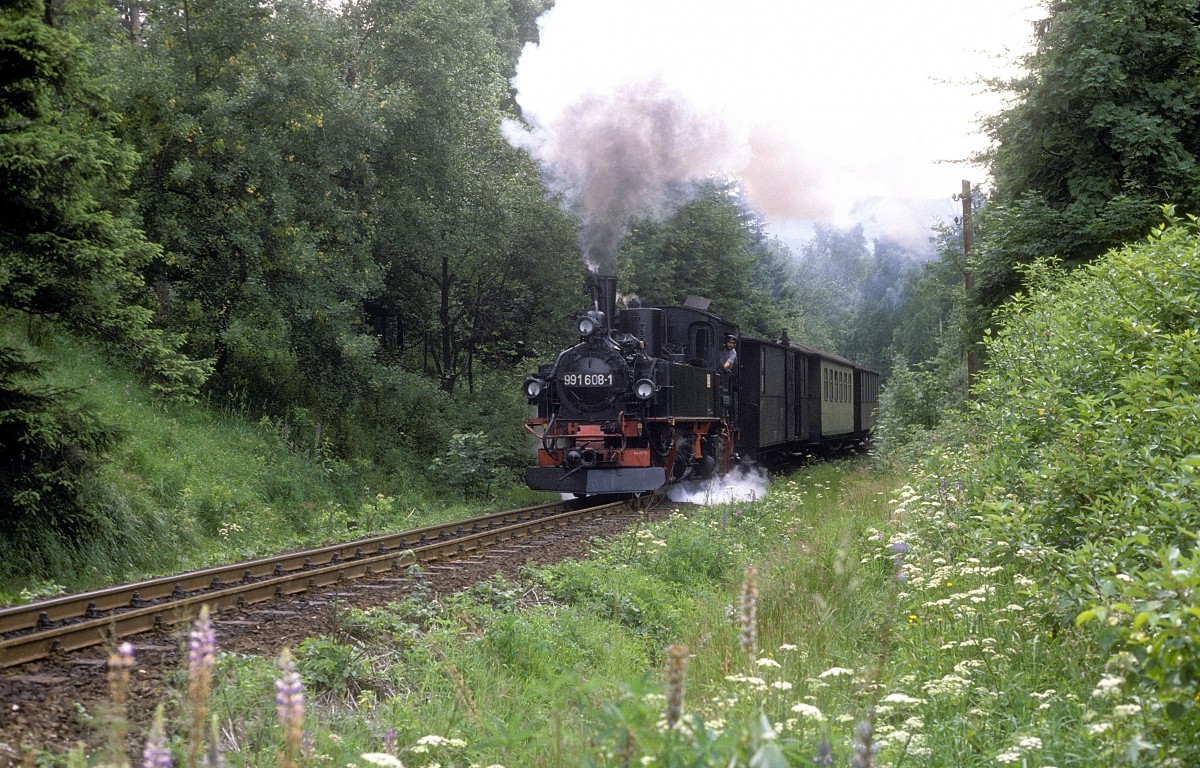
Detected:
left=109, top=0, right=384, bottom=415
left=976, top=0, right=1200, bottom=310
left=361, top=0, right=582, bottom=392
left=617, top=182, right=783, bottom=335
left=0, top=0, right=207, bottom=536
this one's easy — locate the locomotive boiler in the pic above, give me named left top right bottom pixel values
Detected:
left=522, top=275, right=878, bottom=495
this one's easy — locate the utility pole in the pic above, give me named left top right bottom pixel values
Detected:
left=961, top=180, right=978, bottom=391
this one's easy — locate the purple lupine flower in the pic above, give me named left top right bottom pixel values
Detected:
left=812, top=733, right=833, bottom=766
left=301, top=732, right=316, bottom=761
left=104, top=642, right=137, bottom=768
left=108, top=641, right=137, bottom=705
left=740, top=565, right=759, bottom=661
left=142, top=704, right=173, bottom=768
left=850, top=719, right=875, bottom=768
left=664, top=644, right=688, bottom=728
left=189, top=606, right=216, bottom=676
left=276, top=648, right=305, bottom=767
left=891, top=541, right=909, bottom=583
left=188, top=606, right=217, bottom=765
left=382, top=727, right=398, bottom=756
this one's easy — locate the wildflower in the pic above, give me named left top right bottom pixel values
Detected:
left=876, top=729, right=910, bottom=747
left=665, top=643, right=688, bottom=728
left=276, top=648, right=305, bottom=768
left=790, top=702, right=825, bottom=721
left=851, top=719, right=875, bottom=768
left=812, top=734, right=834, bottom=765
left=1091, top=674, right=1124, bottom=699
left=416, top=735, right=457, bottom=748
left=141, top=704, right=172, bottom=768
left=105, top=641, right=136, bottom=766
left=740, top=565, right=759, bottom=660
left=818, top=666, right=854, bottom=678
left=771, top=681, right=793, bottom=691
left=996, top=749, right=1022, bottom=764
left=879, top=693, right=925, bottom=706
left=1113, top=703, right=1141, bottom=718
left=107, top=641, right=136, bottom=709
left=779, top=643, right=798, bottom=651
left=754, top=658, right=781, bottom=669
left=188, top=606, right=217, bottom=766
left=361, top=755, right=406, bottom=768
left=725, top=674, right=767, bottom=689
left=1018, top=735, right=1043, bottom=750
left=382, top=727, right=398, bottom=756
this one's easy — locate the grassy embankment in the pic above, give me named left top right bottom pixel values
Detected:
left=22, top=454, right=1121, bottom=767
left=0, top=326, right=544, bottom=602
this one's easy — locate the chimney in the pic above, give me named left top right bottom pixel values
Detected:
left=586, top=273, right=618, bottom=331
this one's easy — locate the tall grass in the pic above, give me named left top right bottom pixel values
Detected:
left=0, top=330, right=544, bottom=602
left=22, top=461, right=901, bottom=765
left=24, top=456, right=1147, bottom=765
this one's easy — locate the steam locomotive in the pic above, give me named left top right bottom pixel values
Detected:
left=522, top=275, right=878, bottom=495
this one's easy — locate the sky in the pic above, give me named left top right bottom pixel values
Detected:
left=505, top=0, right=1045, bottom=259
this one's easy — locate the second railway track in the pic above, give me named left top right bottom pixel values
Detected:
left=0, top=495, right=656, bottom=669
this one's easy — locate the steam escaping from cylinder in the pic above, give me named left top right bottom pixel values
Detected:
left=503, top=81, right=736, bottom=272
left=668, top=464, right=770, bottom=505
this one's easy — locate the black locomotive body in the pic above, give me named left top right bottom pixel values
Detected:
left=522, top=275, right=877, bottom=495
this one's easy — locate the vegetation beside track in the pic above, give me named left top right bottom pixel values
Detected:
left=0, top=327, right=547, bottom=603
left=7, top=458, right=1113, bottom=767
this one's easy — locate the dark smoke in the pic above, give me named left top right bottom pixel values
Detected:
left=505, top=81, right=734, bottom=271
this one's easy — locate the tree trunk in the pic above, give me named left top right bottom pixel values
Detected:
left=439, top=254, right=455, bottom=392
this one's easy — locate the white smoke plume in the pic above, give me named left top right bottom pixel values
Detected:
left=505, top=0, right=1042, bottom=256
left=504, top=81, right=738, bottom=271
left=668, top=464, right=770, bottom=506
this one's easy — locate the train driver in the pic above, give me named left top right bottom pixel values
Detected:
left=722, top=336, right=738, bottom=371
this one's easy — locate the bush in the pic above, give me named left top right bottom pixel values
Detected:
left=432, top=431, right=512, bottom=499
left=0, top=344, right=119, bottom=541
left=960, top=212, right=1200, bottom=753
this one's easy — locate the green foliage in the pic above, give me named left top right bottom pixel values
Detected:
left=974, top=215, right=1200, bottom=556
left=0, top=0, right=210, bottom=399
left=0, top=343, right=118, bottom=540
left=976, top=0, right=1200, bottom=313
left=295, top=636, right=374, bottom=696
left=432, top=431, right=510, bottom=499
left=943, top=213, right=1200, bottom=755
left=874, top=350, right=968, bottom=457
left=618, top=182, right=787, bottom=337
left=364, top=0, right=583, bottom=392
left=536, top=557, right=685, bottom=645
left=109, top=0, right=381, bottom=415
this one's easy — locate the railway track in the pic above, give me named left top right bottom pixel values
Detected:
left=0, top=495, right=650, bottom=669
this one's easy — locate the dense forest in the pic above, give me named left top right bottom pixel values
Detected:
left=1, top=0, right=938, bottom=556
left=5, top=0, right=1200, bottom=589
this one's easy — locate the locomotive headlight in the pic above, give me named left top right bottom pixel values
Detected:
left=523, top=377, right=544, bottom=399
left=576, top=310, right=606, bottom=337
left=634, top=378, right=655, bottom=400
